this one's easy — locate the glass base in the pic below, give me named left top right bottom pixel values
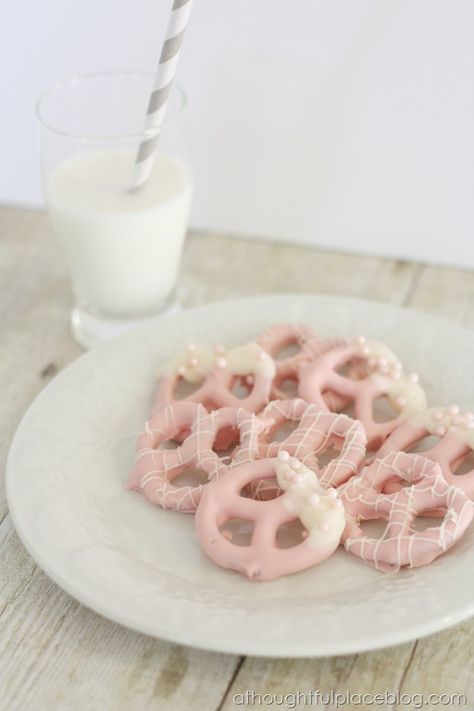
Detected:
left=71, top=303, right=181, bottom=349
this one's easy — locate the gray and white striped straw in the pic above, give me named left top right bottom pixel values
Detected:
left=130, top=0, right=193, bottom=191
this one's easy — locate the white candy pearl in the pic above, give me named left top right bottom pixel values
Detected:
left=448, top=404, right=460, bottom=415
left=178, top=365, right=187, bottom=376
left=408, top=373, right=419, bottom=384
left=435, top=424, right=447, bottom=437
left=187, top=342, right=196, bottom=351
left=278, top=450, right=290, bottom=462
left=289, top=457, right=301, bottom=470
left=188, top=356, right=198, bottom=367
left=215, top=357, right=227, bottom=369
left=327, top=488, right=338, bottom=499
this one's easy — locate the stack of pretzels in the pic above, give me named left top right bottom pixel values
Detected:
left=127, top=324, right=474, bottom=580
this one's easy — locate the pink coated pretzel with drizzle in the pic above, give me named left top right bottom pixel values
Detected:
left=195, top=454, right=346, bottom=580
left=127, top=401, right=268, bottom=512
left=256, top=323, right=346, bottom=399
left=248, top=399, right=367, bottom=500
left=297, top=339, right=427, bottom=450
left=375, top=406, right=474, bottom=499
left=339, top=452, right=474, bottom=572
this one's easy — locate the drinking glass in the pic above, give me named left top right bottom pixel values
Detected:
left=37, top=72, right=193, bottom=348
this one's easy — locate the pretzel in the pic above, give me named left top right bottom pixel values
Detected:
left=339, top=452, right=473, bottom=571
left=127, top=402, right=267, bottom=512
left=153, top=341, right=276, bottom=413
left=375, top=406, right=474, bottom=499
left=151, top=341, right=276, bottom=449
left=247, top=399, right=366, bottom=500
left=195, top=454, right=346, bottom=580
left=256, top=323, right=345, bottom=399
left=297, top=338, right=427, bottom=449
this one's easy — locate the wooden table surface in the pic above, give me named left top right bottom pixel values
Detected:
left=1, top=205, right=474, bottom=710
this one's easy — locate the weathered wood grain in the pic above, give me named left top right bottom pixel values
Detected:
left=1, top=204, right=473, bottom=710
left=0, top=518, right=239, bottom=711
left=181, top=230, right=419, bottom=307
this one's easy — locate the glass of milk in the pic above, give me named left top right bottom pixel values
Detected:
left=37, top=72, right=193, bottom=348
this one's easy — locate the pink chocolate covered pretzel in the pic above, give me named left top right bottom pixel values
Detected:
left=256, top=323, right=345, bottom=400
left=339, top=452, right=473, bottom=572
left=297, top=339, right=427, bottom=450
left=195, top=454, right=346, bottom=580
left=375, top=406, right=474, bottom=499
left=248, top=399, right=367, bottom=500
left=127, top=401, right=267, bottom=512
left=153, top=341, right=276, bottom=415
left=152, top=341, right=276, bottom=450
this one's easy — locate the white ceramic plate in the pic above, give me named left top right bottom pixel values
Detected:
left=6, top=295, right=474, bottom=657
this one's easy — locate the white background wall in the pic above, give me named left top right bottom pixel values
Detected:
left=1, top=0, right=473, bottom=267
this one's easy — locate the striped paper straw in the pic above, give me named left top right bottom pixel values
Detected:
left=130, top=0, right=193, bottom=191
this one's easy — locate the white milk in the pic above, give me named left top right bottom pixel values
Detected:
left=47, top=150, right=192, bottom=317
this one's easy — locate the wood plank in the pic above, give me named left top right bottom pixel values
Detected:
left=407, top=264, right=474, bottom=327
left=392, top=624, right=474, bottom=711
left=0, top=517, right=241, bottom=711
left=181, top=231, right=419, bottom=306
left=219, top=644, right=417, bottom=711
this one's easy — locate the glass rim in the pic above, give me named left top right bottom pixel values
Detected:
left=35, top=70, right=187, bottom=141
